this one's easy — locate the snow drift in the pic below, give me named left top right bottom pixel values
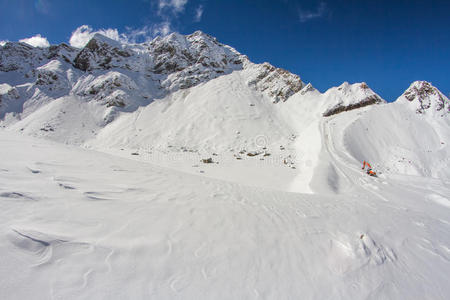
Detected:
left=1, top=30, right=450, bottom=299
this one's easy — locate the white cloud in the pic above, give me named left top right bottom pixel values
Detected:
left=68, top=24, right=173, bottom=47
left=69, top=25, right=124, bottom=48
left=299, top=2, right=328, bottom=23
left=19, top=34, right=50, bottom=48
left=123, top=23, right=172, bottom=43
left=158, top=0, right=189, bottom=14
left=194, top=5, right=203, bottom=22
left=0, top=40, right=9, bottom=46
left=151, top=22, right=172, bottom=37
left=124, top=26, right=152, bottom=44
left=153, top=0, right=189, bottom=38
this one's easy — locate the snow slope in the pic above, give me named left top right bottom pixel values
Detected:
left=0, top=129, right=449, bottom=300
left=1, top=31, right=450, bottom=299
left=340, top=82, right=450, bottom=181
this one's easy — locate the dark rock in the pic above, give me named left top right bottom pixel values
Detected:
left=201, top=158, right=214, bottom=163
left=323, top=95, right=383, bottom=117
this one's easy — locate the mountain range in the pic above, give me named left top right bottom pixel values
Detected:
left=0, top=31, right=449, bottom=192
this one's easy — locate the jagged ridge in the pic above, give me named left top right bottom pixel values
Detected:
left=400, top=81, right=449, bottom=116
left=0, top=31, right=307, bottom=116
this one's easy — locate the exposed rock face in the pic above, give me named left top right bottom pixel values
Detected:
left=0, top=30, right=307, bottom=114
left=150, top=31, right=242, bottom=75
left=149, top=31, right=247, bottom=92
left=323, top=82, right=385, bottom=117
left=73, top=71, right=138, bottom=108
left=0, top=43, right=33, bottom=72
left=0, top=84, right=19, bottom=102
left=0, top=42, right=77, bottom=73
left=300, top=83, right=317, bottom=95
left=0, top=84, right=20, bottom=116
left=323, top=95, right=382, bottom=117
left=46, top=43, right=77, bottom=63
left=73, top=34, right=132, bottom=71
left=401, top=81, right=449, bottom=115
left=2, top=30, right=446, bottom=126
left=247, top=63, right=304, bottom=102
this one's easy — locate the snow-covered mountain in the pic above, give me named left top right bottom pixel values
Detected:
left=1, top=31, right=450, bottom=299
left=0, top=31, right=304, bottom=117
left=0, top=31, right=449, bottom=190
left=399, top=80, right=449, bottom=116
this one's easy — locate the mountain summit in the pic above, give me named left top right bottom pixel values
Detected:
left=397, top=81, right=449, bottom=116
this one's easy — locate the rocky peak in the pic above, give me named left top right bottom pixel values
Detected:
left=400, top=81, right=449, bottom=115
left=246, top=63, right=304, bottom=102
left=323, top=82, right=385, bottom=117
left=0, top=42, right=41, bottom=72
left=46, top=43, right=78, bottom=62
left=148, top=30, right=245, bottom=76
left=73, top=33, right=132, bottom=72
left=0, top=41, right=77, bottom=73
left=299, top=83, right=318, bottom=95
left=187, top=30, right=215, bottom=40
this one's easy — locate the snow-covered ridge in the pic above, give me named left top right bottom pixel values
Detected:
left=0, top=41, right=77, bottom=73
left=323, top=82, right=385, bottom=117
left=397, top=81, right=449, bottom=116
left=246, top=62, right=304, bottom=102
left=0, top=30, right=308, bottom=114
left=73, top=33, right=132, bottom=72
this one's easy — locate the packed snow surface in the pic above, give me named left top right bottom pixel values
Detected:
left=1, top=107, right=450, bottom=299
left=1, top=32, right=450, bottom=299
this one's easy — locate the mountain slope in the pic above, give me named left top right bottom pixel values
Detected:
left=0, top=31, right=450, bottom=299
left=1, top=32, right=449, bottom=192
left=1, top=129, right=449, bottom=300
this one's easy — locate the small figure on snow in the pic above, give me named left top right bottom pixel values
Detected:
left=362, top=160, right=377, bottom=177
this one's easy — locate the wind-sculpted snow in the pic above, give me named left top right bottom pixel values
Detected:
left=1, top=30, right=450, bottom=300
left=0, top=130, right=449, bottom=299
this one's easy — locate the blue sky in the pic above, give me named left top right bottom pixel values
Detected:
left=0, top=0, right=449, bottom=101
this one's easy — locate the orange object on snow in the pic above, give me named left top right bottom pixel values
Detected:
left=362, top=161, right=372, bottom=169
left=362, top=160, right=377, bottom=176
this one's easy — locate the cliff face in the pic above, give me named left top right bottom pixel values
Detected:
left=398, top=81, right=449, bottom=116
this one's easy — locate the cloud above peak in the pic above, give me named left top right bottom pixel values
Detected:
left=69, top=25, right=123, bottom=48
left=19, top=34, right=50, bottom=48
left=66, top=2, right=203, bottom=48
left=194, top=5, right=204, bottom=22
left=68, top=24, right=175, bottom=47
left=124, top=23, right=172, bottom=43
left=299, top=2, right=328, bottom=23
